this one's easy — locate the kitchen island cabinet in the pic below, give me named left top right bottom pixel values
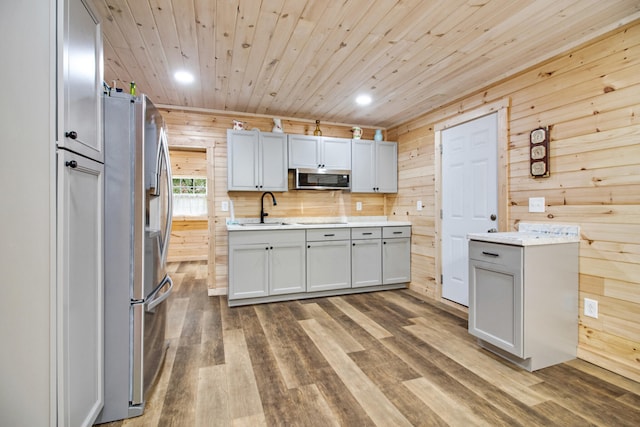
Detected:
left=468, top=238, right=578, bottom=371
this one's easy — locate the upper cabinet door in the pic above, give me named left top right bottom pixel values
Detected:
left=351, top=139, right=376, bottom=192
left=59, top=0, right=103, bottom=162
left=321, top=137, right=351, bottom=170
left=288, top=134, right=321, bottom=168
left=376, top=141, right=398, bottom=193
left=227, top=130, right=260, bottom=190
left=260, top=132, right=288, bottom=191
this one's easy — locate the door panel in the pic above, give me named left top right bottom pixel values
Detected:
left=270, top=243, right=306, bottom=294
left=441, top=113, right=498, bottom=306
left=57, top=149, right=104, bottom=426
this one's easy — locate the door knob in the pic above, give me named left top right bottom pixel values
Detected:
left=65, top=131, right=78, bottom=140
left=487, top=228, right=497, bottom=233
left=490, top=214, right=497, bottom=221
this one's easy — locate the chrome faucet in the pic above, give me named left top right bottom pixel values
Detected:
left=260, top=191, right=277, bottom=223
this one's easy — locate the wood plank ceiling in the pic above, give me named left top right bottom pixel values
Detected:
left=89, top=0, right=640, bottom=128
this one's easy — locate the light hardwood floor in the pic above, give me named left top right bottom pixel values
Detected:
left=98, top=261, right=640, bottom=426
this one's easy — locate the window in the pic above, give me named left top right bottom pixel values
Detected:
left=172, top=177, right=207, bottom=216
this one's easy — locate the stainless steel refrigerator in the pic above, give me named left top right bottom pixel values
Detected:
left=96, top=92, right=174, bottom=423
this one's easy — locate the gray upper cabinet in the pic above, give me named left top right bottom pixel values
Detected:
left=288, top=135, right=351, bottom=170
left=59, top=0, right=103, bottom=162
left=227, top=130, right=287, bottom=191
left=351, top=140, right=398, bottom=193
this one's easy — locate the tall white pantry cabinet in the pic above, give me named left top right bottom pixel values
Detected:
left=0, top=1, right=104, bottom=426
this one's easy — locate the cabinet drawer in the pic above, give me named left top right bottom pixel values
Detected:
left=351, top=227, right=381, bottom=239
left=469, top=240, right=522, bottom=266
left=306, top=228, right=350, bottom=241
left=383, top=226, right=411, bottom=239
left=229, top=230, right=305, bottom=245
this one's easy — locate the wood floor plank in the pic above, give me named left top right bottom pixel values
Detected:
left=405, top=318, right=547, bottom=405
left=236, top=305, right=299, bottom=426
left=300, top=318, right=414, bottom=427
left=285, top=384, right=342, bottom=427
left=195, top=365, right=229, bottom=427
left=223, top=328, right=265, bottom=423
left=565, top=358, right=640, bottom=395
left=531, top=365, right=640, bottom=426
left=404, top=377, right=494, bottom=427
left=200, top=296, right=225, bottom=366
left=328, top=296, right=393, bottom=339
left=165, top=296, right=189, bottom=340
left=529, top=400, right=598, bottom=427
left=159, top=344, right=199, bottom=426
left=300, top=302, right=366, bottom=353
left=254, top=303, right=315, bottom=389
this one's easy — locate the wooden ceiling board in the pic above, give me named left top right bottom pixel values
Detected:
left=89, top=0, right=640, bottom=128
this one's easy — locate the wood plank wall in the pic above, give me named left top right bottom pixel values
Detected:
left=167, top=148, right=209, bottom=262
left=386, top=21, right=640, bottom=382
left=161, top=110, right=386, bottom=295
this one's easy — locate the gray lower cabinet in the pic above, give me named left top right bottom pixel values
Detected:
left=382, top=226, right=411, bottom=284
left=306, top=228, right=352, bottom=292
left=228, top=230, right=306, bottom=300
left=468, top=239, right=578, bottom=371
left=351, top=227, right=382, bottom=288
left=228, top=225, right=411, bottom=306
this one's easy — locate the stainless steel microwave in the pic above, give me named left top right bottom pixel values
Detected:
left=294, top=168, right=350, bottom=190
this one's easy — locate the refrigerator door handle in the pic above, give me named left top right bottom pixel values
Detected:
left=159, top=127, right=173, bottom=266
left=146, top=275, right=173, bottom=312
left=130, top=302, right=144, bottom=405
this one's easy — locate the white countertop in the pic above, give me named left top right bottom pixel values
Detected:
left=226, top=216, right=411, bottom=231
left=467, top=223, right=580, bottom=246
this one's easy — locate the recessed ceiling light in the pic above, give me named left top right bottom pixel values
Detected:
left=355, top=94, right=372, bottom=106
left=174, top=70, right=194, bottom=84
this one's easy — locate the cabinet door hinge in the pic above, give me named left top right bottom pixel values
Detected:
left=440, top=209, right=443, bottom=219
left=440, top=144, right=443, bottom=155
left=440, top=274, right=443, bottom=284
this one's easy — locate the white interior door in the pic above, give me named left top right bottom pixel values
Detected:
left=441, top=113, right=498, bottom=306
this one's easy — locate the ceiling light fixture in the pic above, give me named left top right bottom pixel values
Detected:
left=174, top=70, right=194, bottom=84
left=355, top=94, right=372, bottom=106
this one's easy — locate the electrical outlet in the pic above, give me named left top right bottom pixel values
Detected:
left=528, top=197, right=545, bottom=213
left=221, top=201, right=229, bottom=212
left=417, top=200, right=423, bottom=211
left=584, top=298, right=598, bottom=318
left=356, top=201, right=362, bottom=211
